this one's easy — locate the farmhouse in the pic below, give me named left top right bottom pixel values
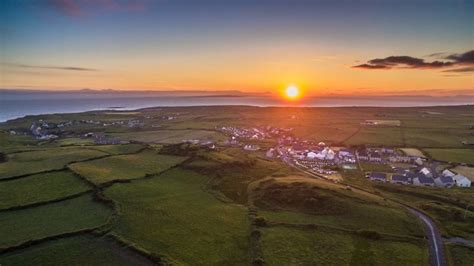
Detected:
left=243, top=144, right=260, bottom=151
left=391, top=175, right=411, bottom=185
left=442, top=169, right=456, bottom=177
left=452, top=174, right=471, bottom=188
left=369, top=152, right=382, bottom=162
left=413, top=175, right=435, bottom=187
left=357, top=150, right=369, bottom=161
left=368, top=172, right=387, bottom=182
left=419, top=167, right=432, bottom=177
left=266, top=148, right=276, bottom=158
left=434, top=176, right=455, bottom=188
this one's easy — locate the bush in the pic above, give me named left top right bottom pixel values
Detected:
left=357, top=230, right=381, bottom=240
left=0, top=152, right=6, bottom=163
left=253, top=217, right=267, bottom=227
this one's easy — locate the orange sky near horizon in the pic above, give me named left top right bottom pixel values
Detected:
left=2, top=1, right=473, bottom=96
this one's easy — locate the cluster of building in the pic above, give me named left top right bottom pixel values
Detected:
left=82, top=132, right=121, bottom=145
left=368, top=167, right=471, bottom=188
left=30, top=120, right=59, bottom=140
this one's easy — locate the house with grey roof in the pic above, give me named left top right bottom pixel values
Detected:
left=434, top=176, right=455, bottom=188
left=453, top=174, right=471, bottom=188
left=391, top=174, right=411, bottom=185
left=368, top=172, right=387, bottom=182
left=413, top=175, right=435, bottom=187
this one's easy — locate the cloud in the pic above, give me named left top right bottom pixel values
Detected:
left=3, top=63, right=98, bottom=72
left=445, top=50, right=474, bottom=64
left=442, top=66, right=474, bottom=73
left=45, top=0, right=147, bottom=17
left=353, top=50, right=474, bottom=72
left=47, top=0, right=82, bottom=17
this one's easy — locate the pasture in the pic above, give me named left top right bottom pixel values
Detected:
left=254, top=176, right=422, bottom=237
left=261, top=227, right=427, bottom=265
left=111, top=129, right=226, bottom=144
left=69, top=150, right=187, bottom=185
left=424, top=148, right=474, bottom=164
left=0, top=194, right=112, bottom=248
left=0, top=147, right=108, bottom=179
left=105, top=168, right=251, bottom=265
left=0, top=235, right=151, bottom=266
left=0, top=170, right=90, bottom=210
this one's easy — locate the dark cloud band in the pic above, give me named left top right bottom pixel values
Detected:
left=353, top=50, right=474, bottom=72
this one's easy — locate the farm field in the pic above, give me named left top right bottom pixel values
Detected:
left=400, top=148, right=426, bottom=158
left=105, top=168, right=251, bottom=265
left=0, top=194, right=112, bottom=249
left=0, top=147, right=108, bottom=179
left=447, top=245, right=474, bottom=266
left=0, top=170, right=90, bottom=210
left=344, top=127, right=404, bottom=146
left=69, top=150, right=187, bottom=185
left=261, top=227, right=427, bottom=266
left=0, top=235, right=151, bottom=266
left=424, top=148, right=474, bottom=164
left=451, top=166, right=474, bottom=181
left=111, top=129, right=226, bottom=144
left=253, top=177, right=422, bottom=237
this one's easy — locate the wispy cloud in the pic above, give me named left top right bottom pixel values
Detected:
left=45, top=0, right=148, bottom=17
left=3, top=63, right=98, bottom=72
left=353, top=50, right=474, bottom=73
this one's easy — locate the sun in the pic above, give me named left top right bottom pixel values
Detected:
left=285, top=85, right=300, bottom=99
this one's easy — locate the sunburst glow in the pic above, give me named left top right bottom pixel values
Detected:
left=285, top=85, right=300, bottom=99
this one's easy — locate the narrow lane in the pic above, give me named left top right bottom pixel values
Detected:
left=406, top=207, right=446, bottom=266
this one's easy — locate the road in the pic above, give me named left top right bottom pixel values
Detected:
left=278, top=146, right=446, bottom=266
left=406, top=207, right=446, bottom=266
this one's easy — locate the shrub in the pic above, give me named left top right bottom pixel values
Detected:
left=357, top=230, right=381, bottom=240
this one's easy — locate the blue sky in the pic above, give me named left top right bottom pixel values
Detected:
left=1, top=0, right=473, bottom=94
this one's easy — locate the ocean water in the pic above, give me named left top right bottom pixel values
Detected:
left=1, top=91, right=473, bottom=122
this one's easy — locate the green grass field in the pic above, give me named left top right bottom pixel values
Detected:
left=424, top=148, right=474, bottom=164
left=111, top=129, right=226, bottom=144
left=0, top=194, right=112, bottom=248
left=344, top=127, right=404, bottom=146
left=0, top=235, right=150, bottom=266
left=261, top=227, right=428, bottom=265
left=359, top=162, right=393, bottom=173
left=105, top=168, right=251, bottom=265
left=0, top=170, right=90, bottom=210
left=69, top=150, right=187, bottom=184
left=0, top=147, right=108, bottom=179
left=87, top=144, right=145, bottom=155
left=447, top=244, right=474, bottom=266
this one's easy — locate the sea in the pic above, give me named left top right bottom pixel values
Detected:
left=1, top=90, right=473, bottom=122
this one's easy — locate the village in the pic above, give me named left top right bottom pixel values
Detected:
left=9, top=119, right=473, bottom=189
left=218, top=125, right=472, bottom=189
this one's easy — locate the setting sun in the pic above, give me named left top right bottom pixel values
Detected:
left=285, top=85, right=300, bottom=99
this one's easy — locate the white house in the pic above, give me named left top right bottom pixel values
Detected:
left=452, top=174, right=471, bottom=188
left=306, top=151, right=318, bottom=159
left=442, top=169, right=456, bottom=177
left=419, top=167, right=432, bottom=177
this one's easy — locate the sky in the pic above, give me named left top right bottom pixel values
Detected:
left=1, top=0, right=473, bottom=96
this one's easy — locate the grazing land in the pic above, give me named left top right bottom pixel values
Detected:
left=0, top=170, right=90, bottom=210
left=261, top=227, right=427, bottom=266
left=0, top=194, right=112, bottom=249
left=424, top=148, right=474, bottom=164
left=105, top=168, right=250, bottom=265
left=0, top=235, right=153, bottom=266
left=69, top=150, right=187, bottom=185
left=0, top=147, right=108, bottom=179
left=0, top=105, right=472, bottom=264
